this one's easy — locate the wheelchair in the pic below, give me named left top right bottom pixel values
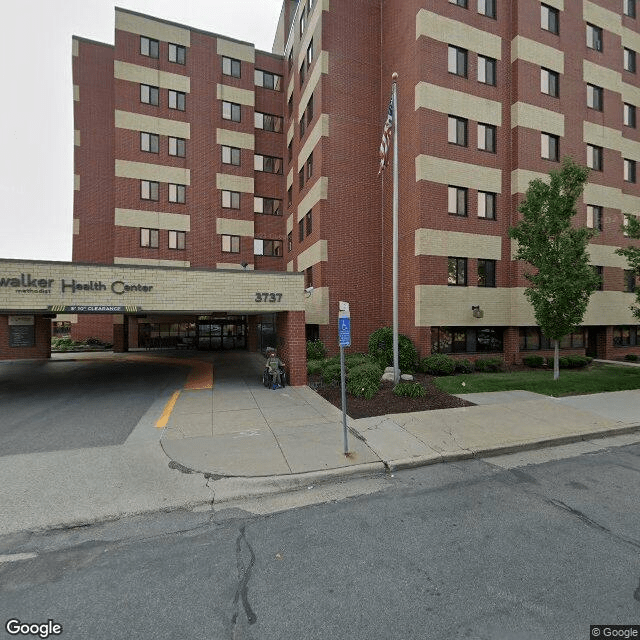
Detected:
left=262, top=364, right=287, bottom=388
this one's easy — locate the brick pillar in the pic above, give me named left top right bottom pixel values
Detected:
left=503, top=326, right=520, bottom=365
left=112, top=315, right=127, bottom=353
left=0, top=315, right=51, bottom=361
left=277, top=310, right=307, bottom=386
left=128, top=316, right=139, bottom=349
left=598, top=326, right=613, bottom=360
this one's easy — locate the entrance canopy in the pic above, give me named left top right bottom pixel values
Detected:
left=0, top=259, right=304, bottom=316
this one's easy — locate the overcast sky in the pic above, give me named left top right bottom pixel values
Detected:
left=0, top=0, right=283, bottom=262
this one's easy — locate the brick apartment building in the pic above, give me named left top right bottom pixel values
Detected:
left=67, top=0, right=640, bottom=364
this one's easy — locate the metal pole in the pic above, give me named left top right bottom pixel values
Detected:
left=340, top=345, right=348, bottom=454
left=392, top=73, right=399, bottom=384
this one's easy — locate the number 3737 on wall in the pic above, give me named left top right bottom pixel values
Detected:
left=255, top=292, right=283, bottom=302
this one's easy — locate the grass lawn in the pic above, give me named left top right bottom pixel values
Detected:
left=434, top=363, right=640, bottom=397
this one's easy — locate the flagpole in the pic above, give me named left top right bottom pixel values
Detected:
left=392, top=72, right=399, bottom=384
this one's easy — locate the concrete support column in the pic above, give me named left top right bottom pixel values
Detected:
left=277, top=310, right=307, bottom=386
left=247, top=316, right=260, bottom=353
left=112, top=315, right=128, bottom=353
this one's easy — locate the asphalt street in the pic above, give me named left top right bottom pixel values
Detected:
left=1, top=442, right=639, bottom=640
left=0, top=357, right=190, bottom=455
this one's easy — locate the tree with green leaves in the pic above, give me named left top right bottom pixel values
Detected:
left=616, top=215, right=640, bottom=320
left=509, top=157, right=601, bottom=380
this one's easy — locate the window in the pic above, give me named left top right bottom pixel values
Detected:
left=624, top=48, right=637, bottom=72
left=254, top=239, right=283, bottom=257
left=222, top=145, right=241, bottom=166
left=222, top=56, right=241, bottom=78
left=168, top=137, right=186, bottom=158
left=478, top=123, right=496, bottom=152
left=221, top=190, right=240, bottom=209
left=307, top=40, right=314, bottom=69
left=624, top=214, right=632, bottom=237
left=287, top=231, right=292, bottom=252
left=300, top=7, right=306, bottom=37
left=168, top=90, right=185, bottom=111
left=300, top=61, right=307, bottom=87
left=624, top=103, right=637, bottom=128
left=299, top=116, right=306, bottom=139
left=478, top=191, right=496, bottom=219
left=255, top=112, right=283, bottom=133
left=298, top=218, right=305, bottom=242
left=594, top=265, right=604, bottom=290
left=477, top=259, right=496, bottom=287
left=254, top=154, right=283, bottom=174
left=168, top=230, right=185, bottom=250
left=140, top=36, right=159, bottom=59
left=305, top=210, right=313, bottom=235
left=624, top=0, right=636, bottom=18
left=306, top=153, right=313, bottom=179
left=478, top=55, right=496, bottom=85
left=222, top=101, right=241, bottom=122
left=478, top=0, right=496, bottom=18
left=587, top=144, right=603, bottom=170
left=613, top=326, right=640, bottom=346
left=221, top=235, right=240, bottom=253
left=140, top=132, right=159, bottom=153
left=168, top=43, right=186, bottom=65
left=587, top=84, right=603, bottom=110
left=299, top=167, right=305, bottom=190
left=541, top=67, right=559, bottom=97
left=140, top=228, right=159, bottom=248
left=254, top=69, right=283, bottom=91
left=448, top=115, right=468, bottom=146
left=625, top=158, right=637, bottom=183
left=449, top=0, right=468, bottom=6
left=287, top=186, right=292, bottom=207
left=587, top=24, right=603, bottom=51
left=141, top=180, right=159, bottom=201
left=625, top=270, right=637, bottom=293
left=541, top=132, right=559, bottom=161
left=448, top=257, right=467, bottom=286
left=541, top=3, right=559, bottom=34
left=168, top=183, right=186, bottom=204
left=519, top=327, right=541, bottom=351
left=305, top=266, right=313, bottom=289
left=586, top=205, right=603, bottom=231
left=140, top=84, right=159, bottom=106
left=431, top=327, right=504, bottom=353
left=288, top=96, right=293, bottom=118
left=448, top=46, right=468, bottom=77
left=448, top=186, right=468, bottom=217
left=288, top=141, right=293, bottom=164
left=254, top=197, right=282, bottom=216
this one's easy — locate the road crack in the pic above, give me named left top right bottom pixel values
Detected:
left=231, top=525, right=257, bottom=632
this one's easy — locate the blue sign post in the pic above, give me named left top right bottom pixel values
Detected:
left=338, top=303, right=351, bottom=455
left=338, top=317, right=351, bottom=347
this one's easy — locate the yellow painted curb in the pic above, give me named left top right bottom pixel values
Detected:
left=156, top=390, right=181, bottom=428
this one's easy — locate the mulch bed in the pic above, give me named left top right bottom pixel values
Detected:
left=308, top=372, right=475, bottom=419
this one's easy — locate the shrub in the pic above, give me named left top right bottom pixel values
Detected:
left=558, top=356, right=570, bottom=369
left=84, top=336, right=105, bottom=346
left=345, top=353, right=371, bottom=368
left=393, top=382, right=427, bottom=398
left=51, top=337, right=74, bottom=350
left=307, top=339, right=326, bottom=361
left=419, top=354, right=455, bottom=376
left=321, top=358, right=341, bottom=384
left=624, top=353, right=638, bottom=362
left=454, top=358, right=474, bottom=374
left=522, top=355, right=545, bottom=368
left=307, top=359, right=324, bottom=376
left=566, top=355, right=589, bottom=368
left=474, top=357, right=504, bottom=372
left=367, top=327, right=418, bottom=373
left=346, top=362, right=383, bottom=399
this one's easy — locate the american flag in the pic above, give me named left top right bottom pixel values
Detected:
left=378, top=96, right=393, bottom=175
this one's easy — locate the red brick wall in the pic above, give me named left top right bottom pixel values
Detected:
left=0, top=316, right=51, bottom=360
left=277, top=310, right=307, bottom=385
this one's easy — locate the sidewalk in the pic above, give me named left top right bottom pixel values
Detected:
left=160, top=352, right=640, bottom=477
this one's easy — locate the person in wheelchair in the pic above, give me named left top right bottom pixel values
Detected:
left=264, top=348, right=285, bottom=389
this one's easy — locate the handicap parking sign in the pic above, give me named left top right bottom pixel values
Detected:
left=338, top=317, right=351, bottom=347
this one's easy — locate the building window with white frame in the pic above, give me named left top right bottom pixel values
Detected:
left=449, top=0, right=468, bottom=7
left=140, top=228, right=159, bottom=248
left=140, top=132, right=159, bottom=153
left=541, top=67, right=559, bottom=97
left=448, top=115, right=468, bottom=146
left=541, top=132, right=559, bottom=161
left=587, top=23, right=603, bottom=51
left=168, top=137, right=186, bottom=157
left=254, top=239, right=283, bottom=257
left=624, top=48, right=637, bottom=73
left=141, top=180, right=159, bottom=201
left=140, top=36, right=159, bottom=59
left=448, top=186, right=468, bottom=217
left=222, top=56, right=241, bottom=78
left=587, top=204, right=603, bottom=231
left=221, top=235, right=240, bottom=253
left=587, top=144, right=603, bottom=170
left=254, top=197, right=282, bottom=216
left=478, top=55, right=496, bottom=85
left=478, top=0, right=496, bottom=18
left=254, top=112, right=283, bottom=133
left=168, top=43, right=186, bottom=64
left=222, top=101, right=241, bottom=122
left=624, top=0, right=636, bottom=18
left=448, top=257, right=468, bottom=286
left=478, top=191, right=496, bottom=219
left=448, top=45, right=468, bottom=77
left=140, top=84, right=159, bottom=106
left=477, top=259, right=496, bottom=287
left=255, top=69, right=282, bottom=91
left=478, top=123, right=496, bottom=153
left=221, top=190, right=240, bottom=209
left=541, top=3, right=559, bottom=34
left=624, top=103, right=637, bottom=128
left=625, top=158, right=637, bottom=183
left=587, top=84, right=603, bottom=110
left=222, top=145, right=241, bottom=165
left=168, top=183, right=186, bottom=203
left=254, top=154, right=283, bottom=174
left=168, top=90, right=185, bottom=111
left=168, top=230, right=186, bottom=250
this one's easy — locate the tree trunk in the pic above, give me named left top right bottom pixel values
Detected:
left=553, top=339, right=560, bottom=381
